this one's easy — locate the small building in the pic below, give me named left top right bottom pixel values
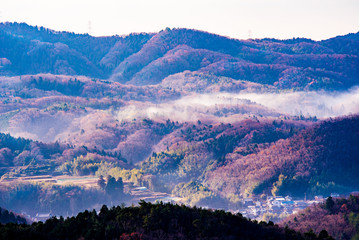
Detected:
left=34, top=213, right=52, bottom=222
left=243, top=198, right=254, bottom=206
left=247, top=206, right=257, bottom=216
left=295, top=200, right=309, bottom=209
left=281, top=200, right=294, bottom=206
left=330, top=193, right=339, bottom=198
left=315, top=195, right=324, bottom=201
left=271, top=205, right=282, bottom=214
left=284, top=196, right=293, bottom=201
left=275, top=196, right=285, bottom=202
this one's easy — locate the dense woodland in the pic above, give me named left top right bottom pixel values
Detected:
left=205, top=115, right=359, bottom=199
left=0, top=207, right=27, bottom=225
left=0, top=201, right=334, bottom=240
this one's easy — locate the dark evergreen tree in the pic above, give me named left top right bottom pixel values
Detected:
left=325, top=197, right=335, bottom=213
left=97, top=175, right=106, bottom=190
left=105, top=176, right=124, bottom=199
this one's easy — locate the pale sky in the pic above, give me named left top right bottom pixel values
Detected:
left=1, top=0, right=359, bottom=40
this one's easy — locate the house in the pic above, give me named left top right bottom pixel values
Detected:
left=34, top=213, right=52, bottom=222
left=247, top=206, right=258, bottom=216
left=295, top=200, right=309, bottom=209
left=330, top=193, right=339, bottom=198
left=281, top=200, right=294, bottom=206
left=258, top=207, right=267, bottom=215
left=272, top=200, right=281, bottom=208
left=271, top=205, right=282, bottom=214
left=243, top=198, right=254, bottom=206
left=275, top=196, right=285, bottom=202
left=284, top=196, right=293, bottom=201
left=314, top=195, right=324, bottom=201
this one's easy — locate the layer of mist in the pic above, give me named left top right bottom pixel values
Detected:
left=116, top=87, right=359, bottom=122
left=237, top=87, right=359, bottom=118
left=2, top=86, right=359, bottom=144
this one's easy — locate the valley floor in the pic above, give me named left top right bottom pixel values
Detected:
left=0, top=174, right=184, bottom=222
left=0, top=173, right=327, bottom=223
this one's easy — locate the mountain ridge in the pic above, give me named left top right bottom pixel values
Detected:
left=1, top=22, right=359, bottom=91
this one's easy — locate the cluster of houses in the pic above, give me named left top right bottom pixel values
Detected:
left=236, top=195, right=325, bottom=220
left=29, top=191, right=359, bottom=223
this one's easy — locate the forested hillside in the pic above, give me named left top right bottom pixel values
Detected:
left=0, top=207, right=27, bottom=224
left=281, top=195, right=359, bottom=240
left=204, top=115, right=359, bottom=199
left=0, top=201, right=332, bottom=240
left=0, top=22, right=152, bottom=78
left=2, top=114, right=358, bottom=212
left=1, top=22, right=359, bottom=90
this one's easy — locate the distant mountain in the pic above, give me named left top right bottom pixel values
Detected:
left=0, top=22, right=152, bottom=78
left=1, top=22, right=359, bottom=90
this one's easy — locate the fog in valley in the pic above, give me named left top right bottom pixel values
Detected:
left=2, top=86, right=358, bottom=144
left=116, top=86, right=359, bottom=122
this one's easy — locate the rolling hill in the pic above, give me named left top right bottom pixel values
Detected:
left=1, top=22, right=359, bottom=90
left=203, top=115, right=359, bottom=199
left=133, top=115, right=359, bottom=205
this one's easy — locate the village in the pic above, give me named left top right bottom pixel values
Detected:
left=121, top=185, right=332, bottom=223
left=234, top=195, right=325, bottom=221
left=5, top=174, right=356, bottom=223
left=125, top=186, right=331, bottom=222
left=28, top=182, right=343, bottom=223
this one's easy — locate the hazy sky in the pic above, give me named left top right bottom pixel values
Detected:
left=1, top=0, right=359, bottom=40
